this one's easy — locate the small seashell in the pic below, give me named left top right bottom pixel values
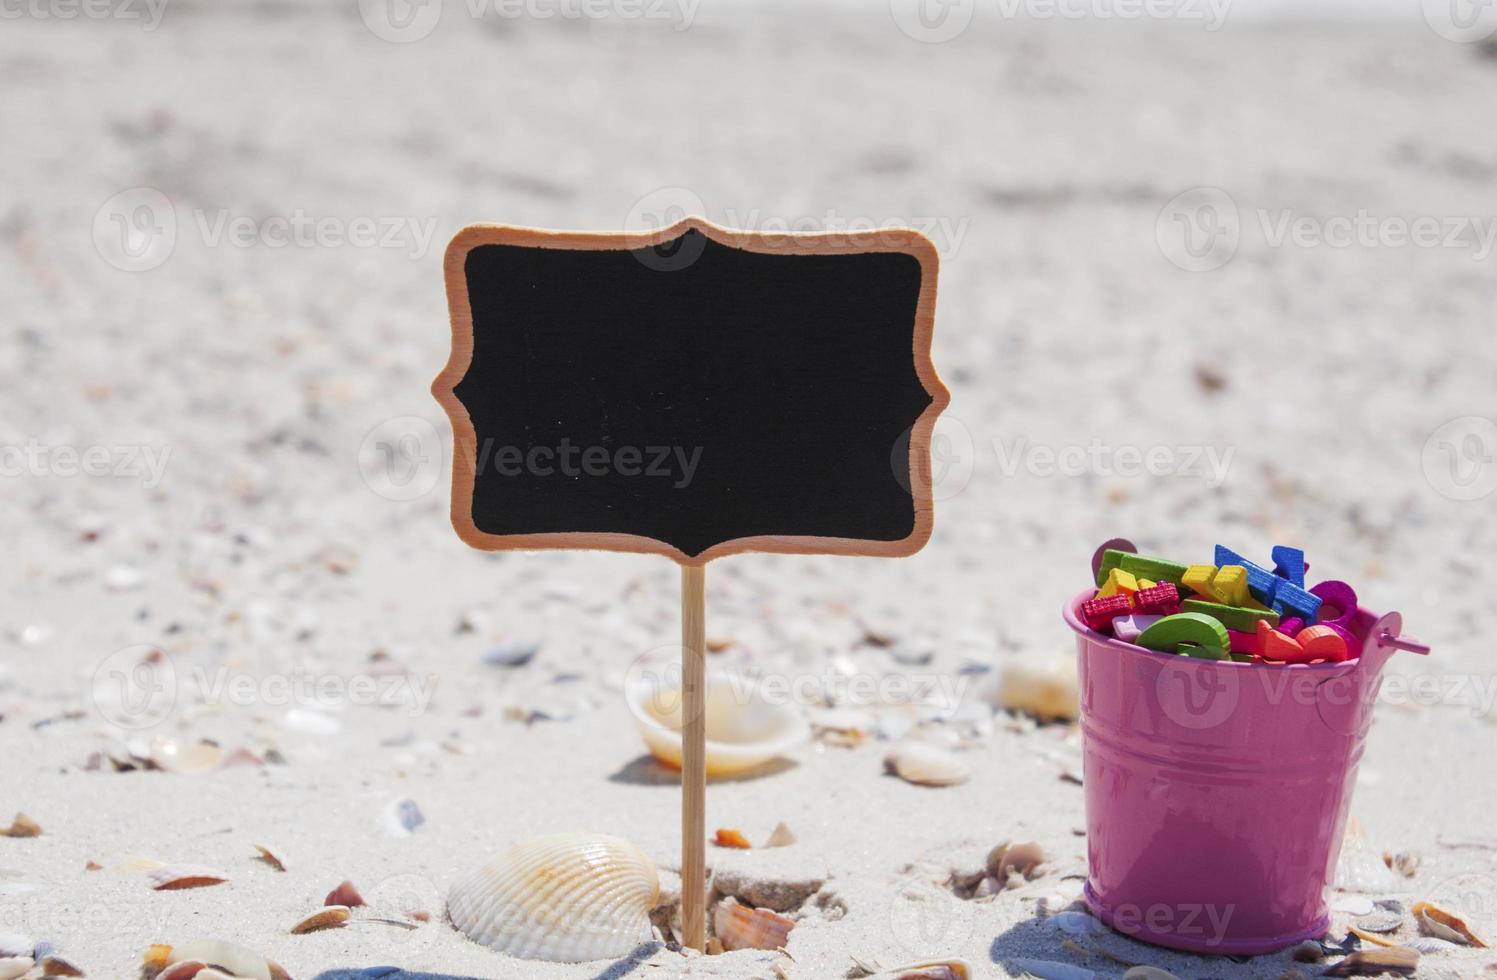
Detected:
left=713, top=898, right=794, bottom=951
left=1123, top=969, right=1182, bottom=980
left=872, top=961, right=972, bottom=980
left=626, top=669, right=810, bottom=776
left=282, top=708, right=339, bottom=736
left=0, top=937, right=29, bottom=958
left=1349, top=926, right=1396, bottom=948
left=148, top=864, right=230, bottom=890
left=37, top=953, right=84, bottom=976
left=1006, top=960, right=1095, bottom=980
left=481, top=641, right=540, bottom=668
left=1353, top=908, right=1403, bottom=934
left=150, top=739, right=222, bottom=774
left=988, top=841, right=1045, bottom=880
left=1383, top=851, right=1420, bottom=878
left=1332, top=895, right=1374, bottom=916
left=1050, top=910, right=1103, bottom=939
left=167, top=939, right=286, bottom=980
left=157, top=964, right=206, bottom=980
left=291, top=905, right=350, bottom=934
left=447, top=832, right=658, bottom=962
left=1320, top=946, right=1418, bottom=976
left=142, top=944, right=172, bottom=971
left=324, top=880, right=365, bottom=907
left=0, top=958, right=32, bottom=980
left=884, top=742, right=969, bottom=787
left=253, top=844, right=287, bottom=872
left=763, top=822, right=797, bottom=848
left=714, top=828, right=752, bottom=849
left=0, top=813, right=41, bottom=838
left=382, top=798, right=425, bottom=837
left=972, top=876, right=1001, bottom=899
left=1291, top=940, right=1326, bottom=962
left=1406, top=936, right=1459, bottom=954
left=1413, top=901, right=1487, bottom=947
left=990, top=658, right=1079, bottom=722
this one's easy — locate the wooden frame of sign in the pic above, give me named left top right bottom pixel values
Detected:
left=434, top=216, right=946, bottom=953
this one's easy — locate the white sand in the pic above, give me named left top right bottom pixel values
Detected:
left=4, top=4, right=1497, bottom=978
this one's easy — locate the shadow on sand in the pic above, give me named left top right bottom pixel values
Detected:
left=607, top=753, right=796, bottom=785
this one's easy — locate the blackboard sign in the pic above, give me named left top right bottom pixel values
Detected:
left=434, top=217, right=946, bottom=565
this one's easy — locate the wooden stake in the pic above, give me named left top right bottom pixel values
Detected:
left=680, top=562, right=708, bottom=952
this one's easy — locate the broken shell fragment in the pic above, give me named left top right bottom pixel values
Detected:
left=1319, top=946, right=1418, bottom=976
left=712, top=898, right=794, bottom=951
left=1412, top=901, right=1487, bottom=947
left=0, top=958, right=32, bottom=980
left=987, top=840, right=1045, bottom=880
left=447, top=832, right=659, bottom=962
left=38, top=954, right=85, bottom=977
left=763, top=822, right=797, bottom=848
left=713, top=828, right=752, bottom=849
left=324, top=880, right=365, bottom=907
left=884, top=742, right=969, bottom=787
left=873, top=961, right=972, bottom=980
left=166, top=939, right=289, bottom=980
left=0, top=813, right=41, bottom=838
left=149, top=865, right=230, bottom=890
left=626, top=669, right=810, bottom=777
left=253, top=845, right=287, bottom=872
left=291, top=906, right=350, bottom=934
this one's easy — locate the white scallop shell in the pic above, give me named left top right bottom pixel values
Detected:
left=625, top=667, right=809, bottom=776
left=448, top=832, right=659, bottom=962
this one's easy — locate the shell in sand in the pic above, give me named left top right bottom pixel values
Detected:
left=625, top=668, right=809, bottom=776
left=447, top=832, right=659, bottom=962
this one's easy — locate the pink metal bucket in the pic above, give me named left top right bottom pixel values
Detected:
left=1061, top=546, right=1430, bottom=956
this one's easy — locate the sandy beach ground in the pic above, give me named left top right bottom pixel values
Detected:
left=4, top=2, right=1497, bottom=977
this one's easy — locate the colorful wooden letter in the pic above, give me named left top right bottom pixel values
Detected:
left=1135, top=612, right=1231, bottom=654
left=1181, top=599, right=1280, bottom=632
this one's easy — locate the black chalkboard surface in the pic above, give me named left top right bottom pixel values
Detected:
left=434, top=217, right=946, bottom=565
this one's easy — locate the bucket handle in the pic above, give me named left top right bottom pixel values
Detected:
left=1377, top=631, right=1430, bottom=656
